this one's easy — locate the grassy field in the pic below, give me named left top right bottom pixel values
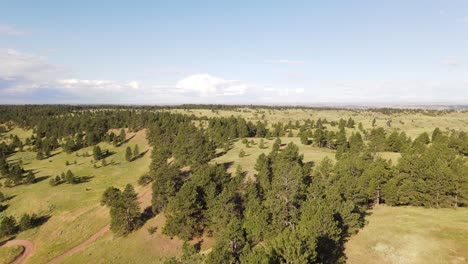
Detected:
left=345, top=205, right=468, bottom=264
left=170, top=108, right=468, bottom=139
left=0, top=245, right=24, bottom=264
left=1, top=129, right=153, bottom=264
left=212, top=137, right=336, bottom=180
left=0, top=127, right=33, bottom=144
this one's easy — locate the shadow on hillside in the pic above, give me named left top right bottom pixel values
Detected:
left=138, top=206, right=156, bottom=229
left=0, top=204, right=9, bottom=212
left=34, top=175, right=50, bottom=183
left=34, top=214, right=51, bottom=227
left=214, top=151, right=226, bottom=158
left=77, top=175, right=94, bottom=183
left=132, top=149, right=149, bottom=161
left=117, top=134, right=136, bottom=146
left=221, top=161, right=234, bottom=171
left=3, top=195, right=16, bottom=202
left=46, top=150, right=63, bottom=159
left=101, top=150, right=116, bottom=159
left=0, top=236, right=16, bottom=246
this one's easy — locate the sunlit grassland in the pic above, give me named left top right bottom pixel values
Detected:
left=345, top=205, right=468, bottom=264
left=212, top=137, right=336, bottom=180
left=1, top=129, right=151, bottom=264
left=0, top=127, right=33, bottom=144
left=0, top=245, right=24, bottom=264
left=170, top=108, right=468, bottom=139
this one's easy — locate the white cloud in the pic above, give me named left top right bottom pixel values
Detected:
left=2, top=49, right=467, bottom=104
left=439, top=56, right=461, bottom=67
left=0, top=24, right=26, bottom=36
left=295, top=88, right=305, bottom=94
left=267, top=59, right=306, bottom=65
left=175, top=74, right=248, bottom=96
left=128, top=81, right=140, bottom=90
left=0, top=49, right=63, bottom=92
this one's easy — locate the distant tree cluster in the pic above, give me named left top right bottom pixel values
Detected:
left=1, top=144, right=34, bottom=187
left=49, top=170, right=78, bottom=186
left=0, top=213, right=42, bottom=237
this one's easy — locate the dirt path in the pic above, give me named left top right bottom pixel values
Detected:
left=1, top=240, right=34, bottom=264
left=47, top=188, right=152, bottom=264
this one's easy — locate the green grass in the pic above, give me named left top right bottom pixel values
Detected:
left=169, top=108, right=468, bottom=139
left=1, top=129, right=152, bottom=264
left=345, top=205, right=468, bottom=264
left=60, top=214, right=185, bottom=264
left=212, top=137, right=336, bottom=180
left=0, top=245, right=24, bottom=264
left=0, top=127, right=33, bottom=144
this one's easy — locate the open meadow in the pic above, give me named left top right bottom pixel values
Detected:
left=1, top=128, right=153, bottom=263
left=346, top=205, right=468, bottom=264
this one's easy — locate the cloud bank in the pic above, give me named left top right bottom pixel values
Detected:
left=1, top=49, right=467, bottom=104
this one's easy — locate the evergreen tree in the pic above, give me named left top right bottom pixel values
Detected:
left=259, top=138, right=265, bottom=149
left=19, top=213, right=36, bottom=231
left=25, top=171, right=35, bottom=184
left=125, top=146, right=132, bottom=162
left=239, top=149, right=246, bottom=158
left=65, top=170, right=77, bottom=184
left=0, top=216, right=18, bottom=236
left=103, top=184, right=141, bottom=236
left=300, top=133, right=309, bottom=145
left=119, top=129, right=127, bottom=143
left=133, top=144, right=140, bottom=157
left=93, top=145, right=102, bottom=161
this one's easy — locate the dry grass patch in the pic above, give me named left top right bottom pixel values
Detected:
left=345, top=205, right=468, bottom=264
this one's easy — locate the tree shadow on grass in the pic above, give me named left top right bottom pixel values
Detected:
left=221, top=161, right=234, bottom=171
left=76, top=175, right=94, bottom=184
left=0, top=204, right=9, bottom=212
left=137, top=206, right=156, bottom=230
left=34, top=214, right=51, bottom=227
left=34, top=175, right=50, bottom=183
left=117, top=134, right=136, bottom=146
left=101, top=150, right=116, bottom=159
left=132, top=149, right=149, bottom=161
left=0, top=236, right=16, bottom=246
left=46, top=150, right=63, bottom=159
left=4, top=195, right=16, bottom=202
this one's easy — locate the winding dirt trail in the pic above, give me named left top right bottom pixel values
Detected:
left=0, top=188, right=151, bottom=264
left=1, top=240, right=34, bottom=264
left=47, top=188, right=152, bottom=264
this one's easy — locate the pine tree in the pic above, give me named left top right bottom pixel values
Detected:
left=0, top=216, right=18, bottom=236
left=259, top=138, right=265, bottom=149
left=133, top=144, right=139, bottom=157
left=300, top=133, right=309, bottom=145
left=25, top=171, right=35, bottom=184
left=125, top=146, right=132, bottom=161
left=119, top=129, right=127, bottom=143
left=104, top=184, right=141, bottom=236
left=65, top=170, right=77, bottom=184
left=93, top=145, right=102, bottom=161
left=239, top=149, right=246, bottom=158
left=19, top=213, right=36, bottom=231
left=36, top=150, right=44, bottom=160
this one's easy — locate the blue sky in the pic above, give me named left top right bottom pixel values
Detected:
left=1, top=0, right=468, bottom=104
